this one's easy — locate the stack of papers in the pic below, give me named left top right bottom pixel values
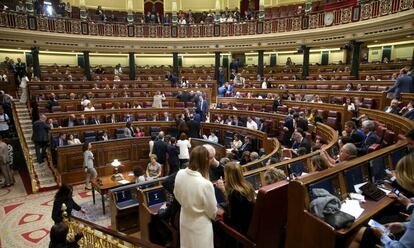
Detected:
left=118, top=179, right=130, bottom=184
left=340, top=199, right=364, bottom=219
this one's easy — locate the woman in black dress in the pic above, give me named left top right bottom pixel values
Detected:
left=51, top=184, right=85, bottom=224
left=216, top=162, right=256, bottom=235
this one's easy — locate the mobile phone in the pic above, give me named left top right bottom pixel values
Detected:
left=368, top=219, right=389, bottom=235
left=385, top=169, right=392, bottom=175
left=392, top=188, right=400, bottom=196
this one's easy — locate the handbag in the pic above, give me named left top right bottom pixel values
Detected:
left=324, top=210, right=355, bottom=229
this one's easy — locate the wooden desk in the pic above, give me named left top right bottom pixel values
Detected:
left=92, top=171, right=135, bottom=215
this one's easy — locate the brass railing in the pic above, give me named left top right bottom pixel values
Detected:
left=65, top=215, right=162, bottom=248
left=11, top=101, right=38, bottom=193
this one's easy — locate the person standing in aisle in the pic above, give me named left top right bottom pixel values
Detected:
left=83, top=142, right=97, bottom=190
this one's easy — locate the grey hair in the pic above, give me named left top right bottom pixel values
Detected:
left=362, top=120, right=375, bottom=132
left=342, top=143, right=358, bottom=156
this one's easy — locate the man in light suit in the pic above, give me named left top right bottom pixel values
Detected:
left=387, top=68, right=414, bottom=99
left=152, top=91, right=166, bottom=108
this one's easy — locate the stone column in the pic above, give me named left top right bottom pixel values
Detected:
left=301, top=45, right=310, bottom=79
left=129, top=52, right=136, bottom=80
left=257, top=50, right=264, bottom=77
left=351, top=41, right=362, bottom=79
left=31, top=47, right=41, bottom=79
left=83, top=51, right=91, bottom=81
left=173, top=52, right=179, bottom=77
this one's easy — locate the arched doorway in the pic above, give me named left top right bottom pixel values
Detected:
left=144, top=0, right=164, bottom=15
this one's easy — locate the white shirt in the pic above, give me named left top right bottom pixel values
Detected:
left=246, top=120, right=258, bottom=130
left=344, top=103, right=355, bottom=111
left=177, top=139, right=191, bottom=159
left=261, top=81, right=267, bottom=89
left=84, top=106, right=95, bottom=111
left=207, top=135, right=218, bottom=143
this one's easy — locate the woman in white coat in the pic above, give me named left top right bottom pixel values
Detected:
left=19, top=74, right=29, bottom=104
left=174, top=146, right=221, bottom=248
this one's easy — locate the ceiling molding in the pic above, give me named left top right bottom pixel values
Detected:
left=0, top=9, right=413, bottom=53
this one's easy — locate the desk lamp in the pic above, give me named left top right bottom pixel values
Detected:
left=111, top=159, right=122, bottom=180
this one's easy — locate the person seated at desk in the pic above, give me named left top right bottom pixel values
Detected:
left=291, top=131, right=311, bottom=154
left=146, top=154, right=162, bottom=179
left=133, top=166, right=146, bottom=184
left=342, top=121, right=365, bottom=147
left=229, top=134, right=243, bottom=153
left=321, top=143, right=358, bottom=167
left=135, top=127, right=145, bottom=137
left=264, top=168, right=287, bottom=186
left=124, top=121, right=135, bottom=138
left=216, top=162, right=256, bottom=235
left=203, top=132, right=218, bottom=143
left=349, top=154, right=414, bottom=248
left=384, top=99, right=401, bottom=115
left=67, top=134, right=81, bottom=145
left=400, top=100, right=414, bottom=120
left=310, top=155, right=329, bottom=172
left=358, top=120, right=379, bottom=155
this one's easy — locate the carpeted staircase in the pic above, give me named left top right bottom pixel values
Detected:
left=13, top=100, right=58, bottom=191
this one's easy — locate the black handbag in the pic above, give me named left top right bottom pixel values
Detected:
left=324, top=210, right=355, bottom=229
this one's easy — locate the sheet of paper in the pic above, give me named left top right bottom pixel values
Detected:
left=340, top=199, right=364, bottom=219
left=354, top=182, right=368, bottom=194
left=118, top=179, right=130, bottom=184
left=379, top=187, right=391, bottom=195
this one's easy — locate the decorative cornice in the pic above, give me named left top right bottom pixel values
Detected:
left=0, top=9, right=413, bottom=53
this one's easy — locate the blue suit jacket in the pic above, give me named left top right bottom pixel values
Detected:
left=32, top=120, right=51, bottom=143
left=387, top=75, right=414, bottom=98
left=358, top=132, right=379, bottom=154
left=403, top=109, right=414, bottom=120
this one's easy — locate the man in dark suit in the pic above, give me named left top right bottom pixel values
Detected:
left=15, top=58, right=26, bottom=81
left=78, top=114, right=87, bottom=125
left=51, top=133, right=68, bottom=164
left=176, top=90, right=192, bottom=107
left=123, top=113, right=135, bottom=123
left=89, top=115, right=102, bottom=125
left=218, top=67, right=225, bottom=88
left=358, top=120, right=379, bottom=155
left=282, top=111, right=296, bottom=147
left=147, top=113, right=158, bottom=122
left=152, top=132, right=168, bottom=165
left=63, top=114, right=79, bottom=127
left=46, top=93, right=59, bottom=112
left=258, top=119, right=269, bottom=133
left=197, top=95, right=208, bottom=121
left=167, top=137, right=180, bottom=175
left=401, top=100, right=414, bottom=120
left=387, top=68, right=414, bottom=99
left=32, top=114, right=51, bottom=163
left=161, top=112, right=171, bottom=122
left=186, top=115, right=200, bottom=138
left=384, top=99, right=401, bottom=115
left=238, top=136, right=253, bottom=157
left=297, top=112, right=309, bottom=132
left=291, top=132, right=311, bottom=154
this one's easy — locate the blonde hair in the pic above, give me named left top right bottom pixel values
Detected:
left=395, top=154, right=414, bottom=194
left=188, top=146, right=210, bottom=179
left=149, top=154, right=157, bottom=161
left=224, top=162, right=256, bottom=202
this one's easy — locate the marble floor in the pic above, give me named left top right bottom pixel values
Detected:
left=0, top=172, right=111, bottom=248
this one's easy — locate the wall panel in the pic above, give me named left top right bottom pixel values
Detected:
left=39, top=53, right=78, bottom=66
